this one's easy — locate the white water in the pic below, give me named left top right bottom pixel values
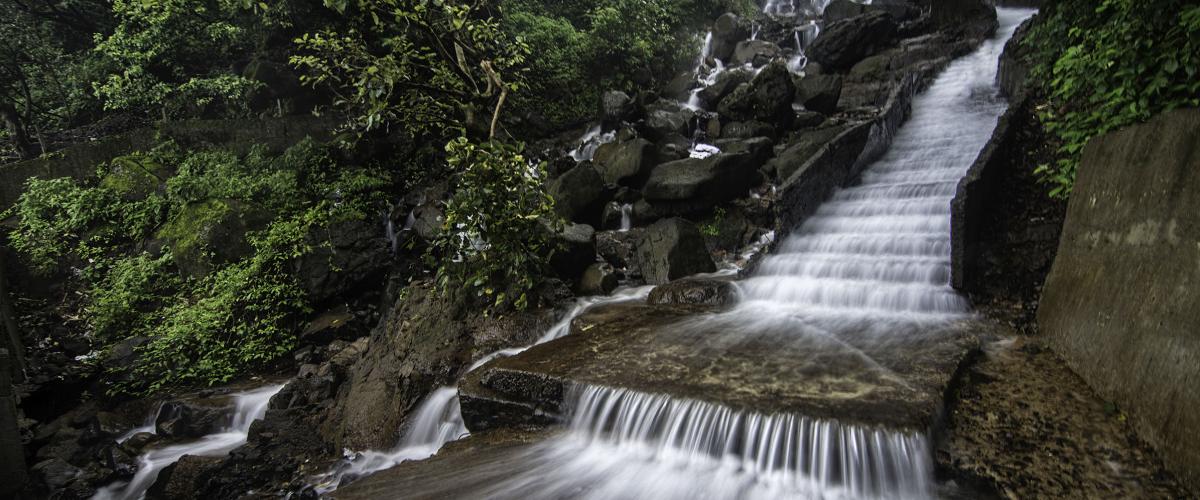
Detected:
left=93, top=384, right=284, bottom=500
left=569, top=124, right=616, bottom=162
left=312, top=286, right=655, bottom=493
left=618, top=203, right=633, bottom=232
left=423, top=8, right=1035, bottom=500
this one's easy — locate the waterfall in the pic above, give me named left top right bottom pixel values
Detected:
left=569, top=124, right=616, bottom=162
left=93, top=384, right=285, bottom=500
left=403, top=8, right=1037, bottom=499
left=618, top=204, right=633, bottom=232
left=312, top=286, right=656, bottom=493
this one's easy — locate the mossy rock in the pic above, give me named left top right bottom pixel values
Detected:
left=99, top=155, right=171, bottom=200
left=157, top=199, right=272, bottom=277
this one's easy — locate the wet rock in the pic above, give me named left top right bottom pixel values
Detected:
left=596, top=229, right=643, bottom=274
left=549, top=163, right=610, bottom=226
left=155, top=401, right=227, bottom=439
left=634, top=218, right=716, bottom=285
left=592, top=138, right=655, bottom=185
left=31, top=458, right=83, bottom=492
left=81, top=412, right=126, bottom=444
left=698, top=67, right=755, bottom=109
left=577, top=263, right=619, bottom=296
left=809, top=12, right=898, bottom=72
left=122, top=432, right=159, bottom=454
left=717, top=62, right=795, bottom=126
left=765, top=124, right=853, bottom=182
left=642, top=151, right=763, bottom=209
left=550, top=223, right=597, bottom=283
left=96, top=443, right=138, bottom=481
left=713, top=13, right=748, bottom=47
left=931, top=0, right=997, bottom=41
left=793, top=74, right=844, bottom=115
left=647, top=278, right=738, bottom=307
left=792, top=111, right=826, bottom=129
left=998, top=17, right=1037, bottom=98
left=147, top=455, right=223, bottom=500
left=731, top=40, right=782, bottom=67
left=824, top=0, right=918, bottom=23
left=721, top=121, right=777, bottom=140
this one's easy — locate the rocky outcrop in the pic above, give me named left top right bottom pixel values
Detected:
left=633, top=218, right=716, bottom=285
left=1038, top=108, right=1200, bottom=493
left=808, top=12, right=898, bottom=72
left=997, top=16, right=1038, bottom=98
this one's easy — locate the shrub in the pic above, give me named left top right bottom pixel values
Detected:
left=1025, top=0, right=1200, bottom=197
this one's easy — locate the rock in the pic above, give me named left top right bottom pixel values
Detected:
left=550, top=223, right=598, bottom=282
left=600, top=90, right=635, bottom=125
left=713, top=13, right=745, bottom=40
left=592, top=138, right=655, bottom=185
left=155, top=401, right=227, bottom=439
left=299, top=218, right=390, bottom=304
left=577, top=263, right=619, bottom=296
left=765, top=124, right=852, bottom=182
left=717, top=61, right=795, bottom=126
left=549, top=163, right=610, bottom=225
left=792, top=111, right=826, bottom=129
left=824, top=0, right=918, bottom=23
left=80, top=412, right=126, bottom=445
left=998, top=17, right=1037, bottom=98
left=642, top=152, right=764, bottom=209
left=698, top=67, right=755, bottom=108
left=31, top=458, right=83, bottom=492
left=642, top=108, right=691, bottom=142
left=809, top=12, right=898, bottom=71
left=122, top=432, right=159, bottom=454
left=721, top=121, right=777, bottom=140
left=647, top=278, right=738, bottom=306
left=157, top=198, right=272, bottom=278
left=596, top=229, right=643, bottom=272
left=634, top=218, right=716, bottom=285
left=97, top=444, right=138, bottom=481
left=731, top=40, right=782, bottom=67
left=793, top=74, right=844, bottom=115
left=146, top=455, right=223, bottom=500
left=931, top=0, right=997, bottom=41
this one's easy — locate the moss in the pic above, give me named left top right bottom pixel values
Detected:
left=99, top=154, right=170, bottom=200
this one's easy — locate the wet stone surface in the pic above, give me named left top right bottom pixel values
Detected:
left=461, top=301, right=980, bottom=432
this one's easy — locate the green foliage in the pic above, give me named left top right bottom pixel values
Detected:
left=290, top=0, right=529, bottom=140
left=501, top=0, right=755, bottom=130
left=430, top=138, right=560, bottom=311
left=7, top=139, right=389, bottom=393
left=1025, top=0, right=1200, bottom=198
left=699, top=207, right=726, bottom=237
left=93, top=0, right=265, bottom=117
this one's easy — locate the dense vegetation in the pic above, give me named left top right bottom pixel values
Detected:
left=1, top=0, right=746, bottom=392
left=1024, top=0, right=1200, bottom=197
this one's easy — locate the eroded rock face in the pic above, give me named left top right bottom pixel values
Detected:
left=634, top=218, right=716, bottom=285
left=647, top=278, right=738, bottom=306
left=809, top=12, right=898, bottom=72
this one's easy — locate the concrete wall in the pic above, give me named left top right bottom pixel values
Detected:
left=1038, top=108, right=1200, bottom=492
left=0, top=117, right=331, bottom=209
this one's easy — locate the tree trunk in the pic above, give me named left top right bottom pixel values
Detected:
left=0, top=102, right=35, bottom=160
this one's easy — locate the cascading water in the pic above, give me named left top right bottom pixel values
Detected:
left=311, top=286, right=655, bottom=493
left=618, top=204, right=633, bottom=232
left=93, top=384, right=284, bottom=500
left=569, top=124, right=616, bottom=162
left=391, top=7, right=1035, bottom=499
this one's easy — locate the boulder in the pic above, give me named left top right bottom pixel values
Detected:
left=643, top=108, right=691, bottom=142
left=122, top=432, right=159, bottom=454
left=808, top=12, right=898, bottom=71
left=592, top=138, right=655, bottom=185
left=147, top=455, right=223, bottom=500
left=642, top=150, right=765, bottom=207
left=998, top=17, right=1037, bottom=98
left=697, top=67, right=756, bottom=108
left=634, top=218, right=716, bottom=285
left=577, top=263, right=619, bottom=296
left=550, top=223, right=598, bottom=282
left=549, top=164, right=610, bottom=225
left=97, top=443, right=138, bottom=481
left=792, top=110, right=826, bottom=129
left=793, top=74, right=844, bottom=115
left=824, top=0, right=918, bottom=23
left=31, top=458, right=83, bottom=492
left=596, top=229, right=643, bottom=273
left=731, top=40, right=782, bottom=67
left=154, top=400, right=227, bottom=438
left=647, top=278, right=738, bottom=306
left=600, top=90, right=635, bottom=125
left=717, top=62, right=796, bottom=125
left=721, top=121, right=777, bottom=140
left=931, top=0, right=997, bottom=41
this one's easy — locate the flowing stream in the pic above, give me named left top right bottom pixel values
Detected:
left=93, top=384, right=284, bottom=500
left=372, top=7, right=1034, bottom=500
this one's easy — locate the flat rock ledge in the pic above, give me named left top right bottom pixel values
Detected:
left=460, top=302, right=981, bottom=433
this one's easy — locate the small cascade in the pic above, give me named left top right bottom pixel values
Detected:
left=563, top=384, right=933, bottom=498
left=618, top=204, right=633, bottom=232
left=685, top=31, right=726, bottom=111
left=569, top=124, right=616, bottom=162
left=787, top=30, right=808, bottom=74
left=93, top=384, right=284, bottom=500
left=114, top=404, right=162, bottom=444
left=312, top=286, right=655, bottom=492
left=750, top=22, right=762, bottom=41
